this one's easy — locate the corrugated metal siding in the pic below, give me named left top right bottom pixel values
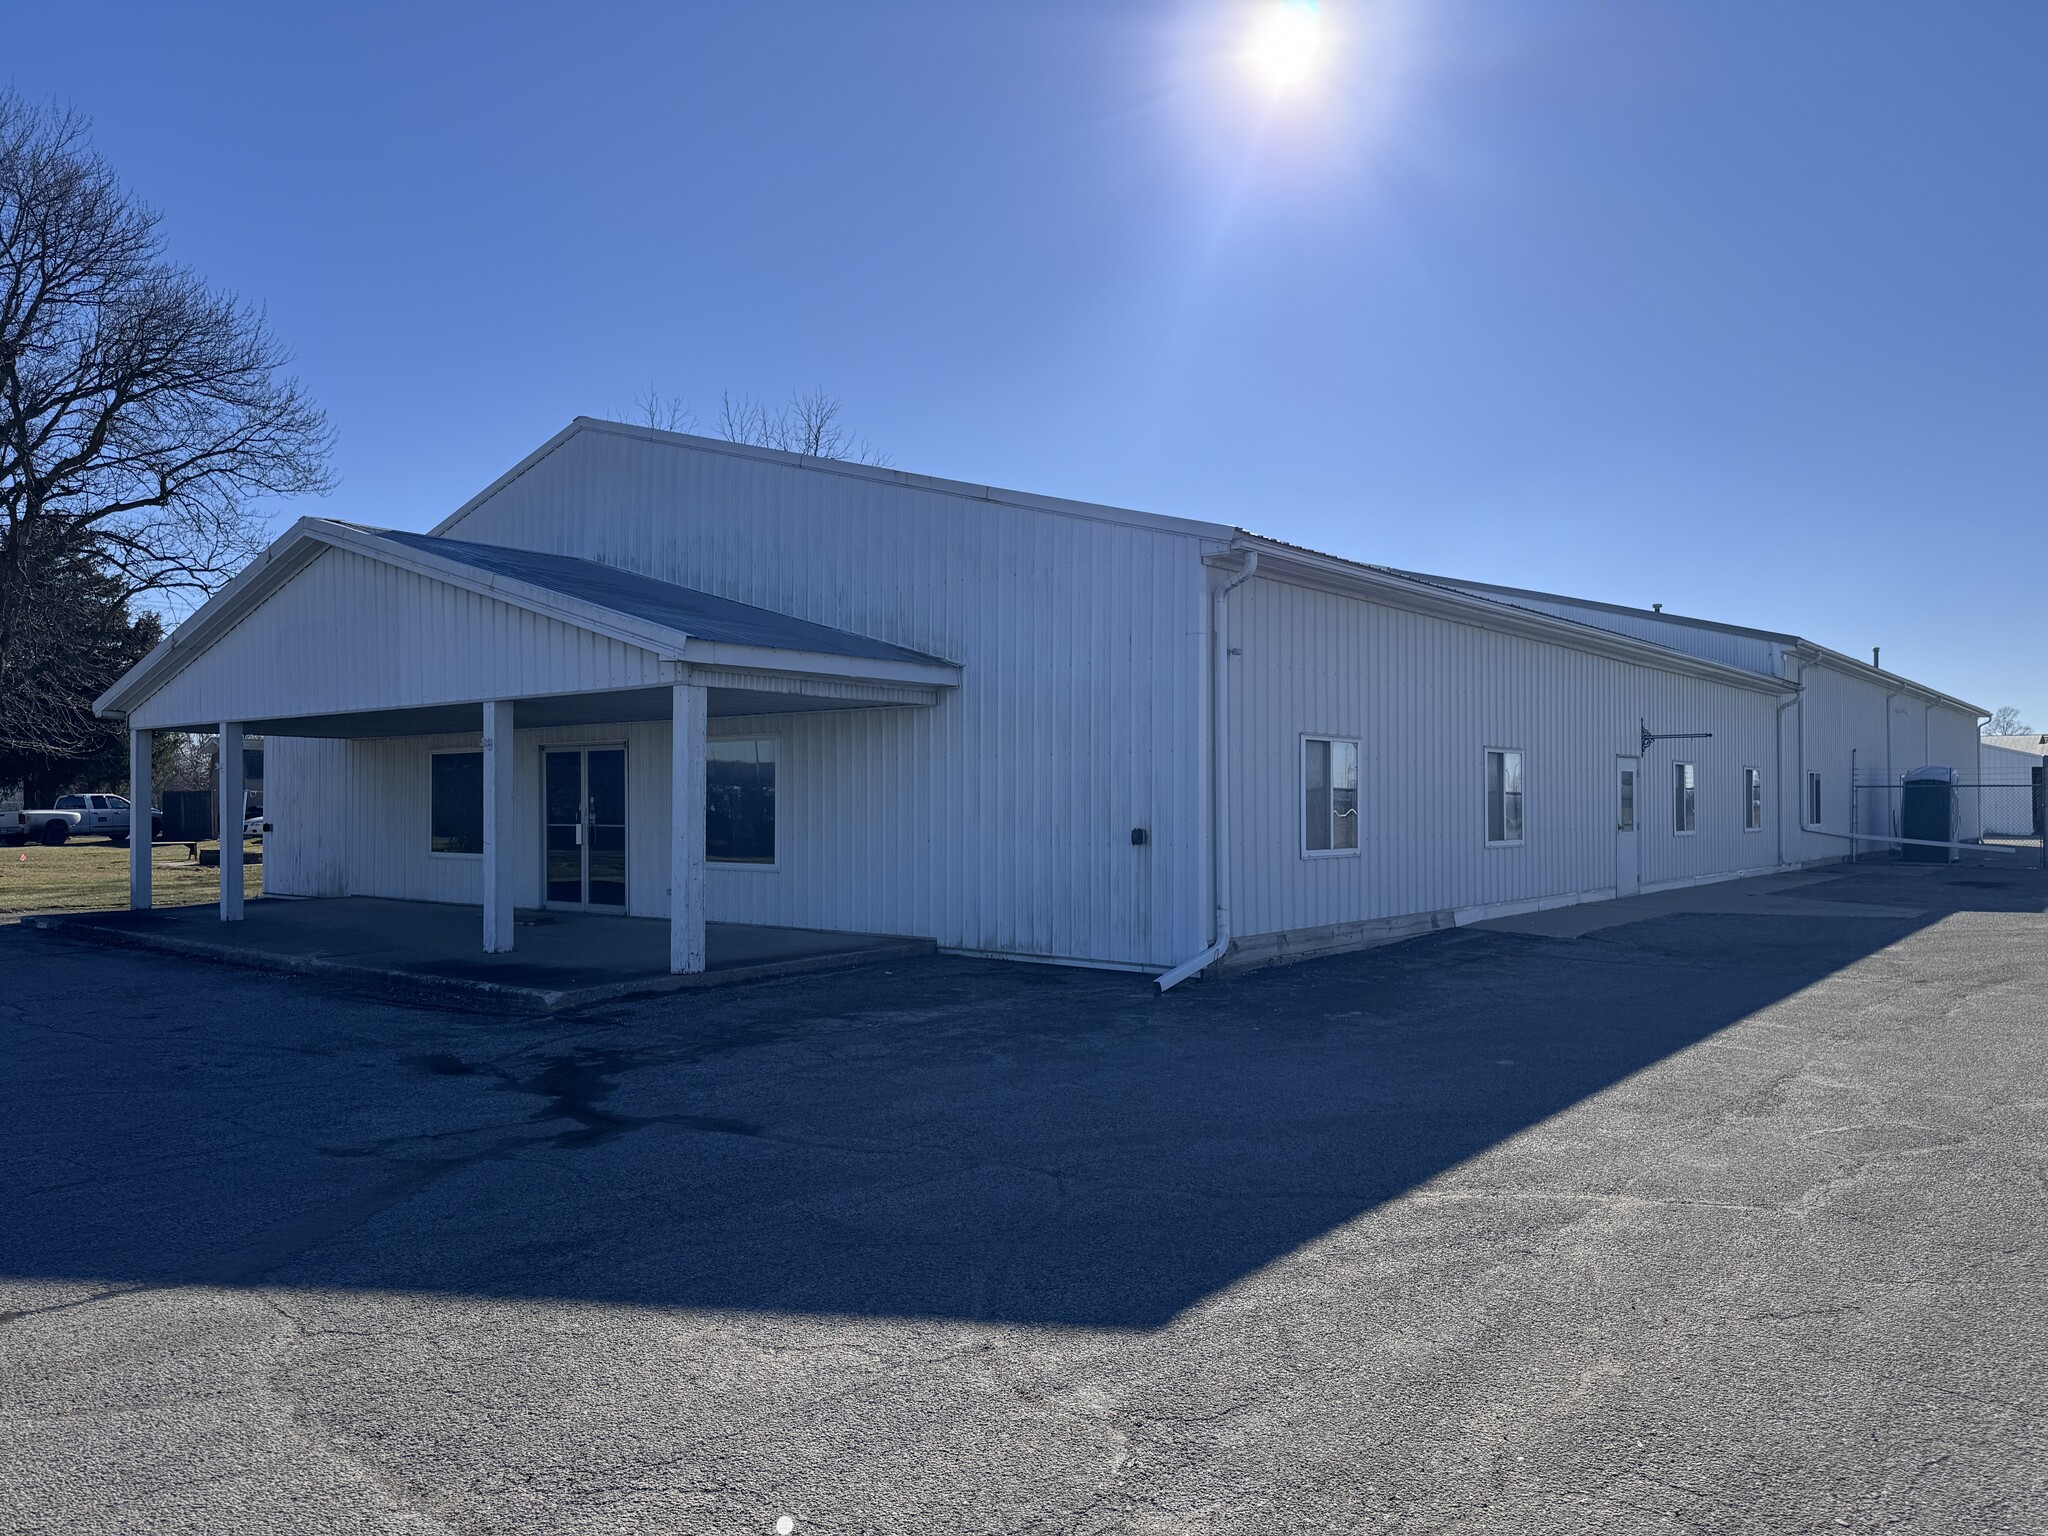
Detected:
left=264, top=723, right=675, bottom=914
left=1931, top=705, right=1990, bottom=840
left=131, top=546, right=671, bottom=731
left=426, top=429, right=1211, bottom=967
left=1780, top=664, right=1985, bottom=858
left=263, top=736, right=350, bottom=896
left=1787, top=662, right=1886, bottom=860
left=1226, top=574, right=1782, bottom=939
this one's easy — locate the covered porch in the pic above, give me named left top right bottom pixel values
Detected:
left=96, top=520, right=961, bottom=976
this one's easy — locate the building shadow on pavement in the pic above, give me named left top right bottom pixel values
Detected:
left=5, top=863, right=2043, bottom=1330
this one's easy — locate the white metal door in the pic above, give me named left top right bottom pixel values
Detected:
left=1615, top=756, right=1641, bottom=898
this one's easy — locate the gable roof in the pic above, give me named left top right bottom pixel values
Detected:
left=97, top=518, right=958, bottom=720
left=430, top=416, right=1238, bottom=544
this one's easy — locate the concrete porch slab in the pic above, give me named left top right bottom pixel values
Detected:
left=22, top=896, right=935, bottom=1013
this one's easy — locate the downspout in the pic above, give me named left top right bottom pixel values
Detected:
left=1776, top=652, right=1807, bottom=869
left=1157, top=548, right=1258, bottom=992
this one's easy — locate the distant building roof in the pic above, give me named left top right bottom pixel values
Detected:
left=1984, top=734, right=2048, bottom=757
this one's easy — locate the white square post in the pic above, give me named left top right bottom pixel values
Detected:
left=218, top=722, right=245, bottom=921
left=671, top=681, right=707, bottom=974
left=128, top=727, right=152, bottom=910
left=482, top=699, right=517, bottom=953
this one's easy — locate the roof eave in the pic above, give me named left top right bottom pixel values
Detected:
left=681, top=640, right=961, bottom=688
left=1228, top=541, right=1798, bottom=697
left=432, top=417, right=1239, bottom=545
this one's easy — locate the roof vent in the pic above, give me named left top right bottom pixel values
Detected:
left=1651, top=603, right=1662, bottom=613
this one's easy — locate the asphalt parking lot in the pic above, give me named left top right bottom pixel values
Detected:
left=3, top=863, right=2044, bottom=1534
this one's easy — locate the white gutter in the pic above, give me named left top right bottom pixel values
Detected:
left=1157, top=549, right=1258, bottom=993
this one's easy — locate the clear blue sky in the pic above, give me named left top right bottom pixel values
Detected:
left=15, top=2, right=2046, bottom=719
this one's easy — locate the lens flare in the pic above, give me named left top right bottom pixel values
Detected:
left=1244, top=0, right=1325, bottom=97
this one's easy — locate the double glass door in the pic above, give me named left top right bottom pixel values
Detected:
left=544, top=747, right=627, bottom=910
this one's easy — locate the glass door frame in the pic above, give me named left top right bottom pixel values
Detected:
left=541, top=743, right=629, bottom=913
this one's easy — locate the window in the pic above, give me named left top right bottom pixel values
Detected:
left=105, top=796, right=128, bottom=809
left=430, top=750, right=484, bottom=855
left=1618, top=767, right=1636, bottom=831
left=1302, top=737, right=1360, bottom=855
left=708, top=738, right=777, bottom=865
left=1807, top=771, right=1823, bottom=827
left=1486, top=749, right=1524, bottom=845
left=1673, top=761, right=1697, bottom=834
left=1743, top=768, right=1763, bottom=832
left=55, top=795, right=86, bottom=809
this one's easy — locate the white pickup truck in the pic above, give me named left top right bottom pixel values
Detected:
left=0, top=805, right=83, bottom=846
left=51, top=793, right=163, bottom=845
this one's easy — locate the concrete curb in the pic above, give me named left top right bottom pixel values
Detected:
left=19, top=911, right=935, bottom=1015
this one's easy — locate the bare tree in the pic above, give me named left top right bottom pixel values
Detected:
left=1984, top=706, right=2034, bottom=737
left=0, top=90, right=332, bottom=750
left=716, top=386, right=891, bottom=467
left=629, top=385, right=696, bottom=435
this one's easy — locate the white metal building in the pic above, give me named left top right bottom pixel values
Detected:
left=1397, top=574, right=1990, bottom=865
left=96, top=419, right=1991, bottom=986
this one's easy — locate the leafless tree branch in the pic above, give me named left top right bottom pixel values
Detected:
left=0, top=89, right=332, bottom=745
left=709, top=385, right=890, bottom=467
left=628, top=385, right=696, bottom=435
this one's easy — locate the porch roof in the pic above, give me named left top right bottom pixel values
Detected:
left=370, top=529, right=945, bottom=666
left=98, top=518, right=961, bottom=734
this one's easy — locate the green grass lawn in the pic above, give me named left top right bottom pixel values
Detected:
left=0, top=838, right=263, bottom=921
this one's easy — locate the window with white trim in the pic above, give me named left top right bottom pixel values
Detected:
left=707, top=737, right=777, bottom=865
left=1807, top=770, right=1822, bottom=827
left=1485, top=748, right=1524, bottom=845
left=1743, top=767, right=1763, bottom=832
left=1302, top=736, right=1359, bottom=855
left=1673, top=761, right=1697, bottom=834
left=430, top=750, right=484, bottom=855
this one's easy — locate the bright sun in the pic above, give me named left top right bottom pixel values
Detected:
left=1244, top=0, right=1326, bottom=97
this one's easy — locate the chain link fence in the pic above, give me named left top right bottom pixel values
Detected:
left=1850, top=769, right=2048, bottom=868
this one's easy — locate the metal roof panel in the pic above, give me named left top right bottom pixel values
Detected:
left=374, top=530, right=948, bottom=666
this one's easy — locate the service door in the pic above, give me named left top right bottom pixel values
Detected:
left=1615, top=756, right=1641, bottom=898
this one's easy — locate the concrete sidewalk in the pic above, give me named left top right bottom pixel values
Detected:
left=22, top=896, right=934, bottom=1012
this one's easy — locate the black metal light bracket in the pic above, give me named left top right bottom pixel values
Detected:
left=1640, top=719, right=1715, bottom=754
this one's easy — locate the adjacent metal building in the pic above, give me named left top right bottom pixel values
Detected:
left=96, top=419, right=1991, bottom=985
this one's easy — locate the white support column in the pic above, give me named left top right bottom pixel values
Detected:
left=670, top=682, right=707, bottom=974
left=482, top=699, right=517, bottom=954
left=129, top=727, right=152, bottom=911
left=218, top=722, right=245, bottom=921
